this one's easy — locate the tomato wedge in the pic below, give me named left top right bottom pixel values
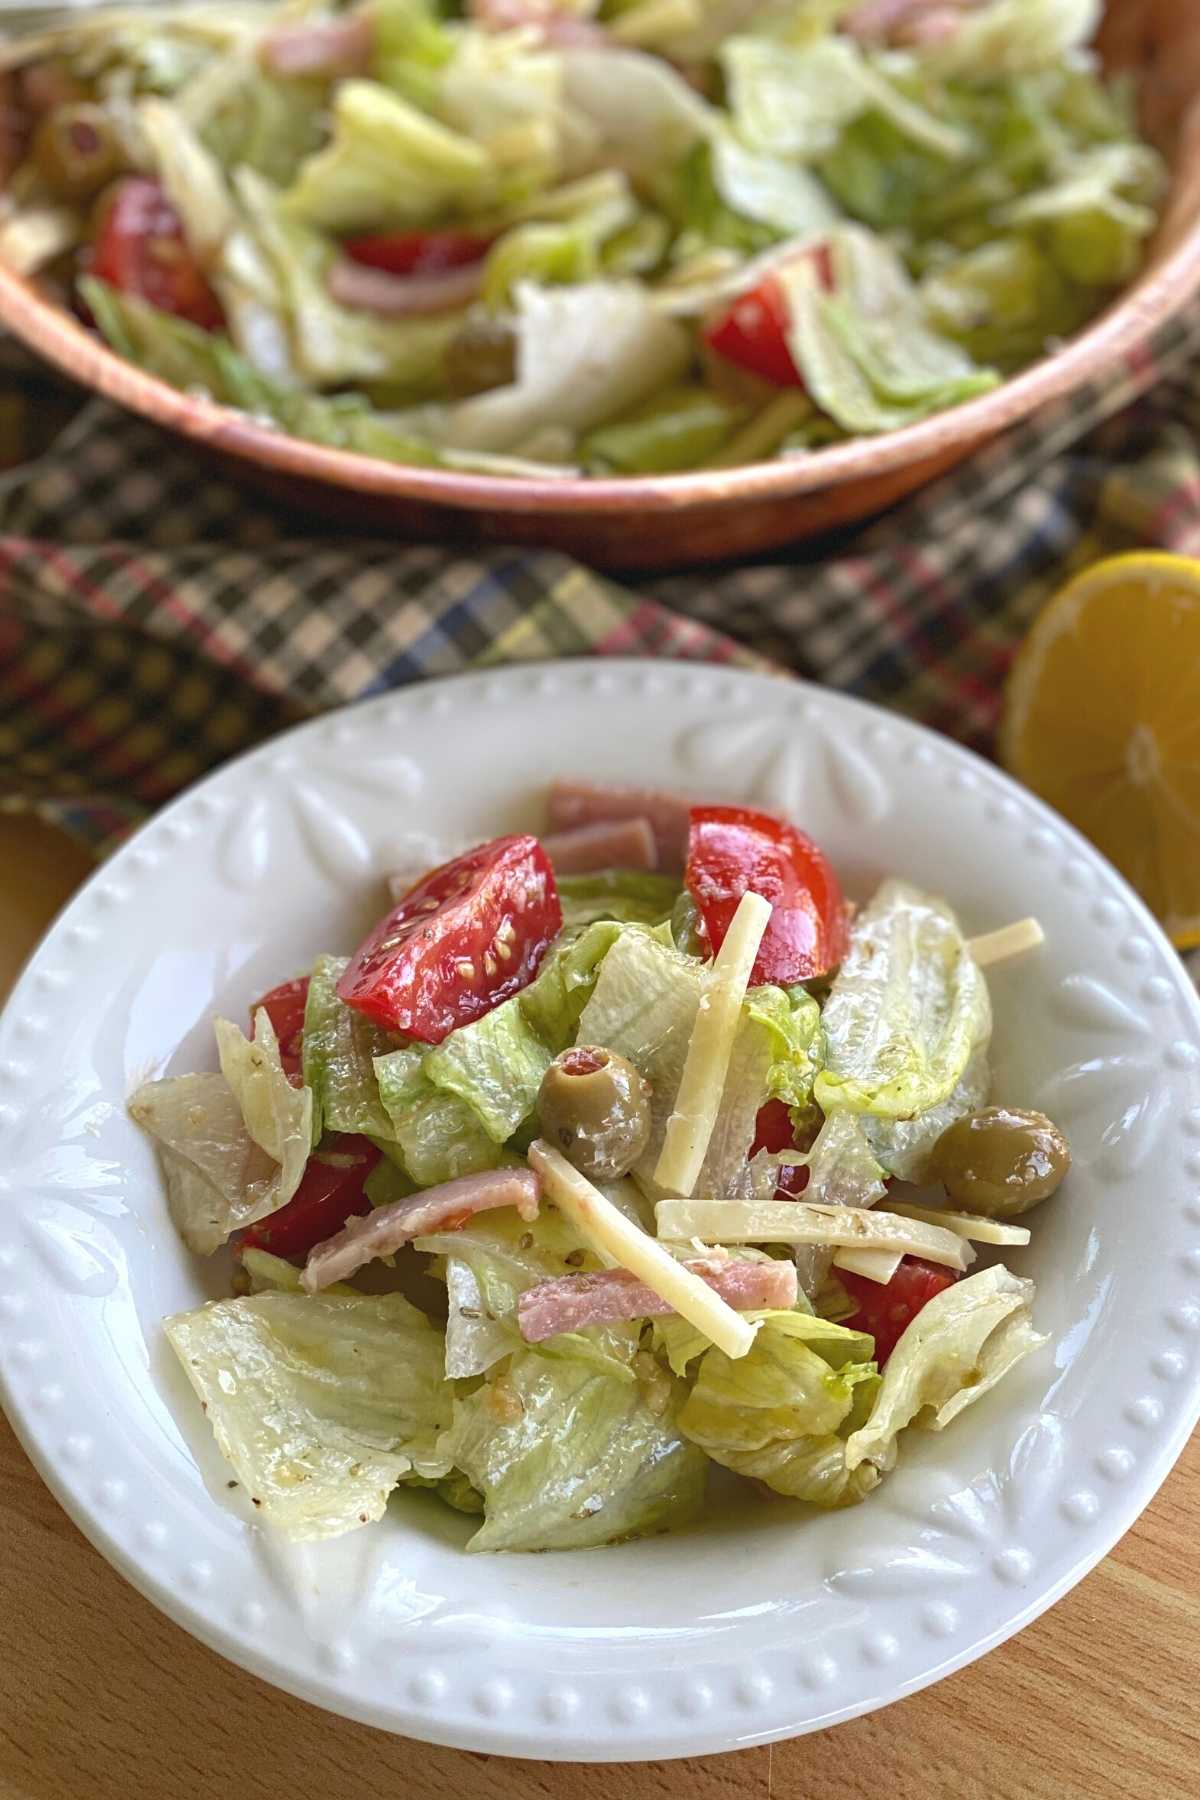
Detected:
left=89, top=176, right=224, bottom=330
left=249, top=976, right=309, bottom=1086
left=750, top=1097, right=810, bottom=1196
left=839, top=1256, right=959, bottom=1366
left=702, top=243, right=834, bottom=388
left=337, top=835, right=561, bottom=1043
left=239, top=1134, right=380, bottom=1263
left=342, top=227, right=493, bottom=276
left=685, top=804, right=849, bottom=985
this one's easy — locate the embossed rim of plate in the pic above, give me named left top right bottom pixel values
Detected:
left=1, top=660, right=1200, bottom=1761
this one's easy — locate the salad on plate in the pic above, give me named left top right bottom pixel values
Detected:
left=0, top=0, right=1164, bottom=477
left=131, top=781, right=1071, bottom=1550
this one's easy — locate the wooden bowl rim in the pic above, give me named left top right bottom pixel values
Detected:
left=2, top=200, right=1199, bottom=521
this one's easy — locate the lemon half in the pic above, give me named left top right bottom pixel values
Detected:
left=1001, top=553, right=1200, bottom=949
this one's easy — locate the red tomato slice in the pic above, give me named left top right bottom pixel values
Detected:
left=750, top=1097, right=811, bottom=1196
left=839, top=1256, right=959, bottom=1366
left=249, top=976, right=310, bottom=1087
left=337, top=835, right=561, bottom=1043
left=239, top=1134, right=380, bottom=1263
left=89, top=177, right=224, bottom=330
left=702, top=243, right=834, bottom=388
left=685, top=804, right=849, bottom=985
left=342, top=228, right=493, bottom=276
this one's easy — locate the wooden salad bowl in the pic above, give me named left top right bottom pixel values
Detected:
left=0, top=0, right=1197, bottom=572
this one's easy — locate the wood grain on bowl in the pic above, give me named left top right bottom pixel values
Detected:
left=0, top=0, right=1198, bottom=571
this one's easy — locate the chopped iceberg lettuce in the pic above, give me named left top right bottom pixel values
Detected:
left=417, top=1205, right=600, bottom=1378
left=557, top=872, right=680, bottom=930
left=722, top=34, right=969, bottom=164
left=677, top=1311, right=881, bottom=1505
left=575, top=924, right=705, bottom=1189
left=805, top=1112, right=887, bottom=1208
left=443, top=280, right=690, bottom=456
left=865, top=1045, right=991, bottom=1182
left=815, top=877, right=992, bottom=1120
left=215, top=1008, right=314, bottom=1168
left=131, top=1072, right=284, bottom=1256
left=424, top=998, right=552, bottom=1144
left=777, top=227, right=1000, bottom=435
left=517, top=919, right=622, bottom=1052
left=442, top=1343, right=707, bottom=1550
left=302, top=953, right=399, bottom=1140
left=745, top=983, right=823, bottom=1116
left=374, top=1045, right=508, bottom=1185
left=131, top=1006, right=314, bottom=1253
left=283, top=78, right=492, bottom=232
left=844, top=1265, right=1046, bottom=1475
left=165, top=1291, right=453, bottom=1539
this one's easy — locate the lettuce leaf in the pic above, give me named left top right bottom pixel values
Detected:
left=1001, top=142, right=1165, bottom=287
left=417, top=1205, right=599, bottom=1378
left=575, top=924, right=705, bottom=1188
left=517, top=919, right=621, bottom=1052
left=805, top=1111, right=887, bottom=1207
left=165, top=1292, right=453, bottom=1539
left=130, top=1072, right=282, bottom=1255
left=373, top=1045, right=508, bottom=1184
left=722, top=34, right=969, bottom=163
left=443, top=279, right=690, bottom=455
left=915, top=0, right=1102, bottom=79
left=676, top=1311, right=881, bottom=1506
left=583, top=386, right=745, bottom=475
left=216, top=1007, right=315, bottom=1167
left=745, top=983, right=822, bottom=1115
left=424, top=998, right=552, bottom=1144
left=844, top=1265, right=1046, bottom=1475
left=557, top=872, right=680, bottom=929
left=240, top=1246, right=356, bottom=1297
left=814, top=877, right=992, bottom=1120
left=865, top=1045, right=991, bottom=1182
left=559, top=45, right=713, bottom=182
left=237, top=169, right=461, bottom=390
left=137, top=95, right=236, bottom=264
left=132, top=1007, right=314, bottom=1254
left=283, top=78, right=492, bottom=232
left=442, top=1344, right=706, bottom=1550
left=777, top=226, right=1000, bottom=435
left=710, top=129, right=840, bottom=240
left=373, top=0, right=455, bottom=107
left=302, top=954, right=400, bottom=1140
left=436, top=22, right=562, bottom=195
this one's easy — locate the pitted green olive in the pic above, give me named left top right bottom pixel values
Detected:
left=537, top=1045, right=652, bottom=1181
left=929, top=1106, right=1070, bottom=1218
left=30, top=105, right=120, bottom=198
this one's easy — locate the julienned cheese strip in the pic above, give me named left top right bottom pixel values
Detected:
left=654, top=1199, right=973, bottom=1272
left=887, top=1201, right=1032, bottom=1246
left=833, top=1246, right=904, bottom=1285
left=528, top=1140, right=757, bottom=1359
left=653, top=890, right=772, bottom=1197
left=966, top=917, right=1044, bottom=968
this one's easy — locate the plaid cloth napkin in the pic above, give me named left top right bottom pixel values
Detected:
left=4, top=301, right=1200, bottom=857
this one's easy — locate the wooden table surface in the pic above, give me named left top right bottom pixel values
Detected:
left=1, top=811, right=1198, bottom=1800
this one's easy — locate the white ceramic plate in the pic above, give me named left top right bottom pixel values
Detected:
left=2, top=660, right=1199, bottom=1761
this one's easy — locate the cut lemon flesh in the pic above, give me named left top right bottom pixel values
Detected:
left=1001, top=553, right=1200, bottom=949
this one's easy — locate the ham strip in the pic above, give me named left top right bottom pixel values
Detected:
left=328, top=256, right=485, bottom=317
left=843, top=0, right=971, bottom=44
left=517, top=1256, right=797, bottom=1341
left=547, top=779, right=694, bottom=869
left=304, top=1167, right=540, bottom=1291
left=469, top=0, right=608, bottom=43
left=543, top=817, right=656, bottom=874
left=260, top=13, right=374, bottom=77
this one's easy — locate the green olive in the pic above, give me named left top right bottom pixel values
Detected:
left=929, top=1106, right=1070, bottom=1218
left=443, top=314, right=516, bottom=398
left=30, top=104, right=120, bottom=199
left=538, top=1045, right=652, bottom=1181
